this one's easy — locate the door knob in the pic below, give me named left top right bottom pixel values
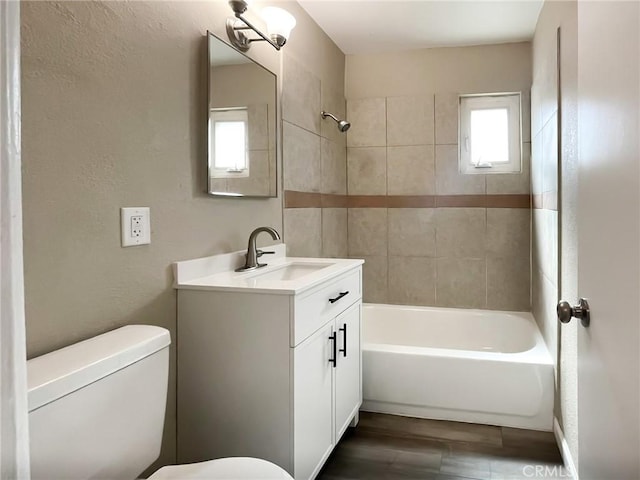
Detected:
left=557, top=298, right=590, bottom=327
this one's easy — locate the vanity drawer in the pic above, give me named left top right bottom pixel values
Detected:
left=292, top=268, right=361, bottom=346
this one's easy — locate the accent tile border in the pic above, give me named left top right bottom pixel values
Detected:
left=284, top=191, right=532, bottom=209
left=284, top=191, right=349, bottom=208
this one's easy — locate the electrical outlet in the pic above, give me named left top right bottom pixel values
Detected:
left=121, top=207, right=151, bottom=247
left=131, top=215, right=143, bottom=238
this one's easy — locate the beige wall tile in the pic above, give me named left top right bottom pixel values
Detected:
left=226, top=150, right=271, bottom=196
left=532, top=265, right=558, bottom=364
left=539, top=32, right=559, bottom=131
left=247, top=103, right=269, bottom=150
left=542, top=112, right=558, bottom=194
left=532, top=209, right=558, bottom=283
left=347, top=147, right=387, bottom=195
left=348, top=208, right=388, bottom=256
left=387, top=95, right=435, bottom=146
left=435, top=93, right=459, bottom=145
left=435, top=144, right=486, bottom=195
left=436, top=257, right=487, bottom=308
left=284, top=208, right=322, bottom=257
left=486, top=208, right=531, bottom=259
left=282, top=54, right=321, bottom=134
left=346, top=97, right=386, bottom=147
left=209, top=178, right=227, bottom=194
left=388, top=208, right=436, bottom=257
left=531, top=132, right=544, bottom=195
left=436, top=208, right=487, bottom=258
left=269, top=147, right=277, bottom=196
left=532, top=208, right=544, bottom=272
left=388, top=256, right=436, bottom=306
left=486, top=142, right=531, bottom=194
left=487, top=256, right=531, bottom=311
left=521, top=90, right=532, bottom=143
left=283, top=121, right=321, bottom=192
left=321, top=137, right=347, bottom=195
left=358, top=255, right=388, bottom=304
left=531, top=83, right=542, bottom=139
left=321, top=83, right=347, bottom=146
left=387, top=145, right=436, bottom=195
left=322, top=208, right=348, bottom=258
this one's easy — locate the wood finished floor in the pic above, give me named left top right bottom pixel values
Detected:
left=317, top=412, right=567, bottom=480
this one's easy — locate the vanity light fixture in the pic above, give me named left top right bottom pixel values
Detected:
left=226, top=0, right=296, bottom=52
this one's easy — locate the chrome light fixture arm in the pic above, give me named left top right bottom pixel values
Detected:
left=226, top=12, right=283, bottom=52
left=226, top=1, right=294, bottom=52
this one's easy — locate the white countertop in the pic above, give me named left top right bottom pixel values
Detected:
left=173, top=244, right=364, bottom=295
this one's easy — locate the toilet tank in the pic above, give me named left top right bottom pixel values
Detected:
left=27, top=325, right=171, bottom=480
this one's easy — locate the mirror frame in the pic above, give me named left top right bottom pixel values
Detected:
left=206, top=30, right=279, bottom=198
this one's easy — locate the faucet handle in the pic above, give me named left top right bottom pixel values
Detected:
left=256, top=249, right=275, bottom=258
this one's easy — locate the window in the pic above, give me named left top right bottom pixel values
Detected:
left=210, top=108, right=250, bottom=178
left=459, top=93, right=522, bottom=174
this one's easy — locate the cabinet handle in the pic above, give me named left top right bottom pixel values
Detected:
left=329, top=331, right=337, bottom=368
left=329, top=291, right=349, bottom=304
left=339, top=324, right=347, bottom=357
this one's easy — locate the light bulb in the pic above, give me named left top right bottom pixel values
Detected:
left=261, top=6, right=296, bottom=46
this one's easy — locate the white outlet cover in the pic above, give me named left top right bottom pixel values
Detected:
left=121, top=207, right=151, bottom=247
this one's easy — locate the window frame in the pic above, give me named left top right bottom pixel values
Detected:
left=209, top=107, right=250, bottom=179
left=458, top=93, right=522, bottom=175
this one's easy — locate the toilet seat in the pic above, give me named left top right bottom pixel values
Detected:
left=148, top=457, right=294, bottom=480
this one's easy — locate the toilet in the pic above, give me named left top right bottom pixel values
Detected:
left=27, top=325, right=293, bottom=480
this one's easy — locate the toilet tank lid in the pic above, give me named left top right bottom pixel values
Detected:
left=27, top=325, right=170, bottom=412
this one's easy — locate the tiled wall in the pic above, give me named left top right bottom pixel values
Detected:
left=282, top=42, right=533, bottom=312
left=345, top=94, right=532, bottom=311
left=531, top=1, right=578, bottom=456
left=282, top=53, right=348, bottom=258
left=531, top=27, right=560, bottom=366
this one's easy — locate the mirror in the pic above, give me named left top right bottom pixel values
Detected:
left=207, top=31, right=277, bottom=197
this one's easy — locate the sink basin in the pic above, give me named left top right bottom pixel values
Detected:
left=173, top=244, right=363, bottom=294
left=244, top=262, right=333, bottom=283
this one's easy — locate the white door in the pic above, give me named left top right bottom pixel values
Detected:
left=293, top=321, right=334, bottom=480
left=574, top=1, right=639, bottom=478
left=334, top=303, right=362, bottom=440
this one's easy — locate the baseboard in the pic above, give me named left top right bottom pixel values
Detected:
left=553, top=417, right=579, bottom=480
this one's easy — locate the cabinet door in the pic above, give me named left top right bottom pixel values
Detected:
left=334, top=302, right=362, bottom=441
left=293, top=321, right=335, bottom=480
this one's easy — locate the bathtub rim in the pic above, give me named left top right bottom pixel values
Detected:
left=362, top=302, right=554, bottom=365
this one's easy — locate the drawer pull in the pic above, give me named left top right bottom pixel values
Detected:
left=329, top=332, right=337, bottom=368
left=329, top=291, right=350, bottom=304
left=339, top=324, right=347, bottom=357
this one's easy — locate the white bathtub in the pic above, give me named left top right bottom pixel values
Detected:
left=362, top=303, right=554, bottom=431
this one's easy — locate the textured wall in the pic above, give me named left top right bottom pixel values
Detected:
left=344, top=43, right=532, bottom=311
left=531, top=0, right=578, bottom=467
left=279, top=2, right=348, bottom=259
left=346, top=42, right=532, bottom=100
left=20, top=0, right=286, bottom=470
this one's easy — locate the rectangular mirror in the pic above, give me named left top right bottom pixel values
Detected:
left=207, top=31, right=277, bottom=197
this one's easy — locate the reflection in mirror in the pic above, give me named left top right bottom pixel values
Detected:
left=207, top=31, right=277, bottom=197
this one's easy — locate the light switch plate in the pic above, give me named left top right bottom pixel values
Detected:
left=121, top=207, right=151, bottom=247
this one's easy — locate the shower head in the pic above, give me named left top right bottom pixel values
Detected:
left=321, top=111, right=351, bottom=133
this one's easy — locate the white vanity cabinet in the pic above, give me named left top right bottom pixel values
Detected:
left=293, top=302, right=361, bottom=480
left=176, top=259, right=363, bottom=480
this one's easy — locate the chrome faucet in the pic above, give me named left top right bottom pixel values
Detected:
left=235, top=226, right=282, bottom=272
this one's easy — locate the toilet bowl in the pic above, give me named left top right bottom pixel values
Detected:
left=149, top=457, right=292, bottom=479
left=27, top=325, right=293, bottom=480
